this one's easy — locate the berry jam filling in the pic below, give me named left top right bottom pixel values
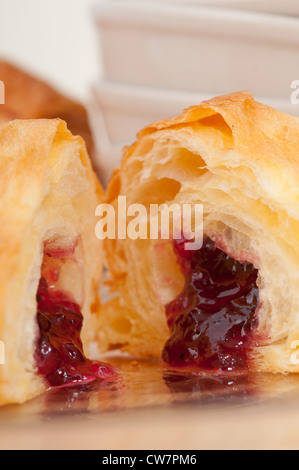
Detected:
left=34, top=246, right=117, bottom=388
left=162, top=238, right=259, bottom=373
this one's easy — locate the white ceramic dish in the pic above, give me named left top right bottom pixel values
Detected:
left=91, top=82, right=210, bottom=145
left=94, top=1, right=299, bottom=99
left=153, top=0, right=299, bottom=16
left=89, top=80, right=299, bottom=184
left=89, top=82, right=210, bottom=183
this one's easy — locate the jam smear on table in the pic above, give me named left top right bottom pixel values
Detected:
left=35, top=247, right=117, bottom=388
left=162, top=238, right=259, bottom=373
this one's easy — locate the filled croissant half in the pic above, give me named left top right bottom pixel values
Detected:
left=100, top=91, right=299, bottom=375
left=0, top=119, right=116, bottom=406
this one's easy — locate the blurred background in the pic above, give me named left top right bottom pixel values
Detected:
left=1, top=0, right=299, bottom=182
left=0, top=0, right=97, bottom=99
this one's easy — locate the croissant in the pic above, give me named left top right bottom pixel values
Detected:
left=0, top=60, right=94, bottom=162
left=0, top=119, right=116, bottom=406
left=100, top=91, right=299, bottom=375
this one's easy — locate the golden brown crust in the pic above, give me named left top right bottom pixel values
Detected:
left=0, top=60, right=94, bottom=161
left=0, top=119, right=103, bottom=405
left=101, top=91, right=299, bottom=374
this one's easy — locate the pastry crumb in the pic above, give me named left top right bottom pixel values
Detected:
left=130, top=360, right=139, bottom=367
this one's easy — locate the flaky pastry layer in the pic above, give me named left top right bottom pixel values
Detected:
left=100, top=91, right=299, bottom=374
left=0, top=60, right=94, bottom=161
left=0, top=119, right=102, bottom=405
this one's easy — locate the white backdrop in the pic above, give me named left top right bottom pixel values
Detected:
left=0, top=0, right=100, bottom=100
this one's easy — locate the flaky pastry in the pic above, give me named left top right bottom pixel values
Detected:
left=0, top=60, right=94, bottom=162
left=100, top=91, right=299, bottom=375
left=0, top=119, right=115, bottom=406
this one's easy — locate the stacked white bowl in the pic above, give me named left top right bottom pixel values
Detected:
left=90, top=0, right=299, bottom=183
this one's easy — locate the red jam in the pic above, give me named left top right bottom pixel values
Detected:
left=162, top=238, right=259, bottom=373
left=35, top=246, right=117, bottom=388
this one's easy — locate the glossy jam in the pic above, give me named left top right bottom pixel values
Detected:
left=35, top=250, right=117, bottom=388
left=162, top=238, right=259, bottom=373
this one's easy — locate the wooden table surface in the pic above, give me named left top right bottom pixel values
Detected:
left=1, top=357, right=299, bottom=450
